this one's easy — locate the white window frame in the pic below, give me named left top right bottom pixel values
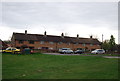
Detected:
left=82, top=43, right=86, bottom=46
left=40, top=41, right=44, bottom=44
left=90, top=44, right=93, bottom=46
left=68, top=43, right=70, bottom=45
left=58, top=42, right=63, bottom=44
left=49, top=42, right=54, bottom=44
left=97, top=44, right=100, bottom=46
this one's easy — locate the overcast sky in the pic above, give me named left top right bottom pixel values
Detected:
left=0, top=1, right=119, bottom=44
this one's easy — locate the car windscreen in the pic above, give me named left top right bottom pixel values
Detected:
left=62, top=49, right=68, bottom=50
left=12, top=49, right=16, bottom=50
left=98, top=50, right=103, bottom=52
left=6, top=48, right=11, bottom=50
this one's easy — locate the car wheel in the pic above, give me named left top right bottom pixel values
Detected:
left=13, top=51, right=16, bottom=54
left=2, top=51, right=5, bottom=53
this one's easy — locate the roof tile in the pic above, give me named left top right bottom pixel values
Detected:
left=13, top=33, right=100, bottom=44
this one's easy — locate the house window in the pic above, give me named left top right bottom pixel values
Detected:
left=90, top=44, right=93, bottom=46
left=75, top=43, right=79, bottom=45
left=19, top=40, right=24, bottom=44
left=41, top=47, right=48, bottom=50
left=97, top=45, right=100, bottom=46
left=58, top=42, right=63, bottom=44
left=49, top=42, right=54, bottom=44
left=38, top=47, right=42, bottom=49
left=68, top=43, right=70, bottom=45
left=29, top=47, right=34, bottom=49
left=0, top=45, right=2, bottom=48
left=49, top=47, right=53, bottom=50
left=82, top=44, right=86, bottom=46
left=40, top=41, right=44, bottom=44
left=29, top=41, right=34, bottom=44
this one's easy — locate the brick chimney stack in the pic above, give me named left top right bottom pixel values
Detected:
left=77, top=34, right=79, bottom=38
left=25, top=30, right=27, bottom=35
left=61, top=33, right=64, bottom=38
left=90, top=35, right=93, bottom=38
left=44, top=31, right=47, bottom=37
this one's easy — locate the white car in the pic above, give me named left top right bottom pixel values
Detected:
left=59, top=48, right=73, bottom=54
left=91, top=49, right=105, bottom=54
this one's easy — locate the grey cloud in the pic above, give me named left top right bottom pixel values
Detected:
left=2, top=2, right=118, bottom=30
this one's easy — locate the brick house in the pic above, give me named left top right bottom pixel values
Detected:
left=0, top=39, right=8, bottom=50
left=11, top=30, right=101, bottom=51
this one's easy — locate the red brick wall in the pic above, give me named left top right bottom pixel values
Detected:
left=14, top=40, right=101, bottom=50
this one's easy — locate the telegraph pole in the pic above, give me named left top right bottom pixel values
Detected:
left=102, top=34, right=103, bottom=43
left=102, top=34, right=103, bottom=49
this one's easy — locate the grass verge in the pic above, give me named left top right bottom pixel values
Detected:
left=2, top=53, right=119, bottom=79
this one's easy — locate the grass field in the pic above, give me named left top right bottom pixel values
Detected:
left=2, top=53, right=119, bottom=79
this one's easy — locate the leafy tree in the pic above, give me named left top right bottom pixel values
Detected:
left=102, top=40, right=110, bottom=51
left=102, top=35, right=116, bottom=52
left=3, top=40, right=11, bottom=44
left=117, top=44, right=120, bottom=54
left=109, top=35, right=116, bottom=51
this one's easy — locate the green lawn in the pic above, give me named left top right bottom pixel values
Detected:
left=2, top=53, right=119, bottom=79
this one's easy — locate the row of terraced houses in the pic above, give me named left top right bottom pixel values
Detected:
left=11, top=30, right=101, bottom=51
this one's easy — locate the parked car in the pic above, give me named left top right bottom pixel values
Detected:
left=59, top=48, right=73, bottom=54
left=74, top=50, right=84, bottom=54
left=91, top=49, right=105, bottom=54
left=2, top=47, right=21, bottom=54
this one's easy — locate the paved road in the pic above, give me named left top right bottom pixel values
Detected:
left=102, top=56, right=120, bottom=58
left=43, top=53, right=120, bottom=58
left=43, top=53, right=80, bottom=55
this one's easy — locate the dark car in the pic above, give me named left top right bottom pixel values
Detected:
left=74, top=50, right=84, bottom=54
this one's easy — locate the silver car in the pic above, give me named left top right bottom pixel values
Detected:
left=59, top=48, right=73, bottom=54
left=91, top=49, right=105, bottom=54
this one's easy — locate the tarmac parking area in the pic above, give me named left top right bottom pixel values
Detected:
left=43, top=53, right=120, bottom=58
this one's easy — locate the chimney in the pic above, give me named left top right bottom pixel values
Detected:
left=90, top=35, right=93, bottom=38
left=77, top=34, right=79, bottom=38
left=25, top=30, right=27, bottom=35
left=44, top=31, right=47, bottom=37
left=61, top=33, right=64, bottom=38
